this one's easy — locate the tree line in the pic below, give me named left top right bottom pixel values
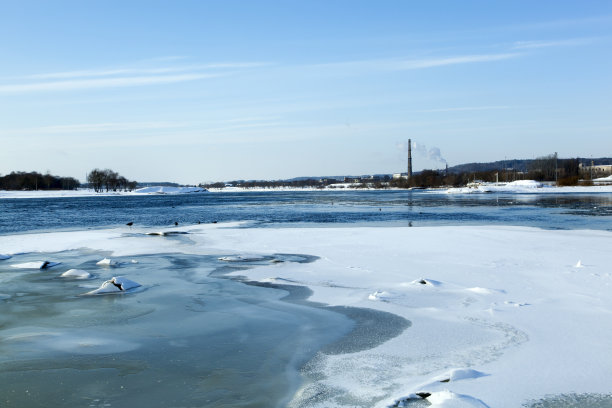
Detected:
left=0, top=171, right=80, bottom=190
left=87, top=169, right=137, bottom=192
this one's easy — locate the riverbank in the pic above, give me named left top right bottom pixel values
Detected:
left=2, top=182, right=612, bottom=199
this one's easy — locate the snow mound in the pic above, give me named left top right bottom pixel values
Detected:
left=408, top=278, right=441, bottom=287
left=433, top=368, right=487, bottom=382
left=85, top=276, right=142, bottom=295
left=392, top=390, right=488, bottom=407
left=96, top=258, right=118, bottom=266
left=11, top=261, right=61, bottom=269
left=60, top=269, right=91, bottom=279
left=427, top=390, right=489, bottom=407
left=133, top=186, right=207, bottom=194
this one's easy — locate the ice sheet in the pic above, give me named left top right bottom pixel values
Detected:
left=1, top=223, right=611, bottom=407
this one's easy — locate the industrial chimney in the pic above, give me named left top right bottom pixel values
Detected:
left=407, top=139, right=413, bottom=180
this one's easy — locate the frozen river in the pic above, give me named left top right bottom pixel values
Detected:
left=1, top=190, right=612, bottom=407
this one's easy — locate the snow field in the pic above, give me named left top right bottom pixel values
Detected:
left=1, top=223, right=611, bottom=406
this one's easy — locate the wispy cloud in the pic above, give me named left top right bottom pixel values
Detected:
left=1, top=121, right=189, bottom=135
left=0, top=72, right=223, bottom=94
left=393, top=53, right=521, bottom=69
left=0, top=60, right=271, bottom=94
left=26, top=62, right=270, bottom=80
left=416, top=106, right=512, bottom=113
left=512, top=37, right=597, bottom=49
left=310, top=52, right=522, bottom=72
left=511, top=15, right=612, bottom=31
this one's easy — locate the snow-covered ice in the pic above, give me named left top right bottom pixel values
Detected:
left=1, top=222, right=611, bottom=407
left=85, top=276, right=142, bottom=295
left=132, top=186, right=208, bottom=194
left=60, top=269, right=91, bottom=279
left=11, top=260, right=61, bottom=269
left=96, top=257, right=118, bottom=266
left=218, top=254, right=268, bottom=262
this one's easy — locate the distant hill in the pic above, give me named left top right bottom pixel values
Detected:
left=447, top=159, right=531, bottom=173
left=447, top=157, right=612, bottom=174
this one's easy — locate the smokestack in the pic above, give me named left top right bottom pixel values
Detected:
left=407, top=139, right=412, bottom=180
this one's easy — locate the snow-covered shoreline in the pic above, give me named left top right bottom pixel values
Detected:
left=446, top=179, right=612, bottom=194
left=1, top=222, right=611, bottom=407
left=2, top=182, right=612, bottom=199
left=0, top=186, right=208, bottom=199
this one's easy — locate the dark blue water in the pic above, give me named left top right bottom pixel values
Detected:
left=1, top=190, right=611, bottom=234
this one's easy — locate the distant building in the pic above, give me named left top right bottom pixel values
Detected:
left=579, top=163, right=612, bottom=177
left=319, top=178, right=336, bottom=184
left=392, top=173, right=408, bottom=180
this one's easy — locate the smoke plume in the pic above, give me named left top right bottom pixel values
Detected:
left=412, top=142, right=447, bottom=164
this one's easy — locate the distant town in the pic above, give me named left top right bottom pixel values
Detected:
left=1, top=155, right=611, bottom=191
left=202, top=155, right=612, bottom=190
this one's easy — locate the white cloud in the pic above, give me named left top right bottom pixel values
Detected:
left=25, top=62, right=271, bottom=80
left=512, top=37, right=596, bottom=49
left=393, top=53, right=522, bottom=69
left=308, top=52, right=523, bottom=73
left=0, top=73, right=223, bottom=94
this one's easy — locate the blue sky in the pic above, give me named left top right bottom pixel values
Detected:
left=1, top=1, right=611, bottom=184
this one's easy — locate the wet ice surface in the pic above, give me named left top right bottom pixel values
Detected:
left=524, top=393, right=612, bottom=408
left=0, top=250, right=356, bottom=407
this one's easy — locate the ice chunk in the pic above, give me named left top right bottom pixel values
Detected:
left=0, top=254, right=11, bottom=260
left=134, top=186, right=207, bottom=194
left=218, top=255, right=266, bottom=262
left=96, top=258, right=118, bottom=266
left=11, top=261, right=61, bottom=269
left=575, top=260, right=583, bottom=268
left=60, top=269, right=91, bottom=279
left=85, top=276, right=141, bottom=295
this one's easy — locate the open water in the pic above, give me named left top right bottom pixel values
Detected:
left=1, top=190, right=611, bottom=407
left=1, top=190, right=611, bottom=234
